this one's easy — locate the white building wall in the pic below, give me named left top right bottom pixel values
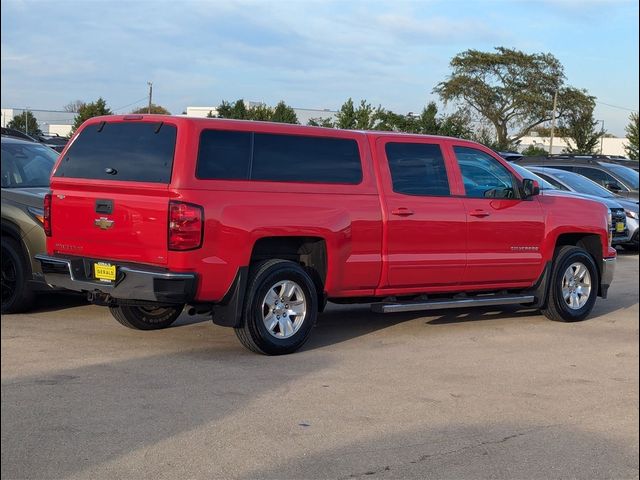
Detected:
left=519, top=136, right=630, bottom=156
left=186, top=106, right=218, bottom=118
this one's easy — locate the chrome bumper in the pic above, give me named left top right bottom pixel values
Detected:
left=600, top=256, right=616, bottom=298
left=35, top=255, right=197, bottom=304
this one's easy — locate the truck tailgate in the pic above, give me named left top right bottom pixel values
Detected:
left=50, top=183, right=170, bottom=266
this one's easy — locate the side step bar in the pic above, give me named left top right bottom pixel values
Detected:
left=371, top=294, right=535, bottom=314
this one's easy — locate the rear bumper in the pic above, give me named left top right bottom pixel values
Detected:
left=600, top=256, right=616, bottom=298
left=35, top=255, right=197, bottom=304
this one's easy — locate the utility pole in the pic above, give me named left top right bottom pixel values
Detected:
left=599, top=120, right=605, bottom=154
left=147, top=82, right=153, bottom=114
left=548, top=89, right=558, bottom=155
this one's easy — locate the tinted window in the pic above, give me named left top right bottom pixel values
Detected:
left=605, top=163, right=639, bottom=189
left=1, top=142, right=58, bottom=188
left=385, top=142, right=450, bottom=196
left=252, top=133, right=361, bottom=184
left=544, top=169, right=616, bottom=197
left=55, top=122, right=176, bottom=183
left=573, top=167, right=627, bottom=191
left=454, top=147, right=516, bottom=199
left=196, top=130, right=251, bottom=180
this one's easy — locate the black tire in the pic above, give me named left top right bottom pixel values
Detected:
left=542, top=246, right=599, bottom=322
left=1, top=236, right=35, bottom=314
left=235, top=259, right=318, bottom=355
left=109, top=304, right=184, bottom=330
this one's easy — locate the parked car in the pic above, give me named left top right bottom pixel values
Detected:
left=37, top=115, right=616, bottom=354
left=1, top=127, right=37, bottom=143
left=1, top=135, right=58, bottom=313
left=515, top=155, right=639, bottom=199
left=525, top=166, right=639, bottom=250
left=1, top=127, right=69, bottom=153
left=32, top=133, right=68, bottom=153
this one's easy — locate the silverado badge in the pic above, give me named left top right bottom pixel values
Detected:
left=94, top=217, right=114, bottom=230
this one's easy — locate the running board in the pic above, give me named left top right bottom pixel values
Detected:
left=371, top=294, right=535, bottom=314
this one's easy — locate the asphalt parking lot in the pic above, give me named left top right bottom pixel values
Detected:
left=2, top=252, right=638, bottom=480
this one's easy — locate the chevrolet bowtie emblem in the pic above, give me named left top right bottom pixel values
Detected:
left=94, top=217, right=114, bottom=230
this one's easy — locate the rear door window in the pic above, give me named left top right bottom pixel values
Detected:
left=54, top=122, right=177, bottom=183
left=196, top=130, right=363, bottom=184
left=385, top=142, right=450, bottom=196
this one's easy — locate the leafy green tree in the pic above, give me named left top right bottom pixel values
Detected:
left=434, top=47, right=592, bottom=150
left=438, top=108, right=474, bottom=139
left=307, top=117, right=335, bottom=128
left=521, top=144, right=549, bottom=156
left=131, top=103, right=171, bottom=115
left=560, top=93, right=602, bottom=154
left=250, top=104, right=274, bottom=121
left=414, top=103, right=439, bottom=134
left=7, top=110, right=42, bottom=136
left=270, top=101, right=299, bottom=124
left=335, top=98, right=357, bottom=129
left=624, top=112, right=639, bottom=160
left=71, top=98, right=112, bottom=133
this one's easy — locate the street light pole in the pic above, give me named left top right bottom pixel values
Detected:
left=147, top=82, right=153, bottom=114
left=549, top=89, right=558, bottom=155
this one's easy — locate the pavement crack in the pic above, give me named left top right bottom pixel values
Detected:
left=337, top=424, right=560, bottom=479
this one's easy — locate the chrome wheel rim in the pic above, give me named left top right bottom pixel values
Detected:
left=561, top=262, right=592, bottom=310
left=261, top=280, right=307, bottom=339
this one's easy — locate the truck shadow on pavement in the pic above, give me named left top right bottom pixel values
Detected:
left=239, top=422, right=638, bottom=479
left=0, top=347, right=335, bottom=479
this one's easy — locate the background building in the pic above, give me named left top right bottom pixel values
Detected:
left=1, top=108, right=76, bottom=136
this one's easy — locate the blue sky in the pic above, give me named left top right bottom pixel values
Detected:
left=1, top=0, right=638, bottom=135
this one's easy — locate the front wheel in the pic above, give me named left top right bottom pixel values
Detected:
left=235, top=259, right=318, bottom=355
left=542, top=246, right=599, bottom=322
left=109, top=305, right=184, bottom=330
left=1, top=237, right=35, bottom=314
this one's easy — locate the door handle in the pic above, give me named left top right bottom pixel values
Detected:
left=391, top=208, right=414, bottom=216
left=469, top=210, right=490, bottom=218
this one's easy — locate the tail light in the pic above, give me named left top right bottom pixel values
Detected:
left=43, top=193, right=52, bottom=237
left=168, top=201, right=203, bottom=250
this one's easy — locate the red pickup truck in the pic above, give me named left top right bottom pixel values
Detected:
left=37, top=115, right=616, bottom=355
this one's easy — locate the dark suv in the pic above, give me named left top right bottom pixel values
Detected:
left=515, top=155, right=639, bottom=200
left=1, top=135, right=58, bottom=312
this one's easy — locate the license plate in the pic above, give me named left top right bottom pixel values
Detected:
left=94, top=262, right=116, bottom=282
left=615, top=222, right=625, bottom=233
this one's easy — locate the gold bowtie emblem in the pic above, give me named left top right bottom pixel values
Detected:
left=94, top=217, right=114, bottom=230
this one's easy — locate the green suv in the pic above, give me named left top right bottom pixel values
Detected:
left=1, top=135, right=58, bottom=313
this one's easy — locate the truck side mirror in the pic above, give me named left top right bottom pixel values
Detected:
left=522, top=178, right=540, bottom=198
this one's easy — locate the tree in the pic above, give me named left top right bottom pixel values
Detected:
left=560, top=92, right=603, bottom=154
left=521, top=144, right=549, bottom=156
left=63, top=100, right=86, bottom=113
left=334, top=98, right=357, bottom=129
left=307, top=117, right=335, bottom=128
left=624, top=112, right=639, bottom=160
left=71, top=98, right=112, bottom=133
left=250, top=104, right=274, bottom=121
left=7, top=110, right=42, bottom=136
left=270, top=101, right=299, bottom=124
left=131, top=103, right=171, bottom=115
left=434, top=47, right=592, bottom=150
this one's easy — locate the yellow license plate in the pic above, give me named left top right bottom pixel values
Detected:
left=616, top=222, right=625, bottom=233
left=94, top=262, right=116, bottom=282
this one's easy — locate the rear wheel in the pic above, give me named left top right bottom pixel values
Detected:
left=109, top=305, right=184, bottom=330
left=542, top=246, right=598, bottom=322
left=1, top=237, right=35, bottom=314
left=235, top=259, right=317, bottom=355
